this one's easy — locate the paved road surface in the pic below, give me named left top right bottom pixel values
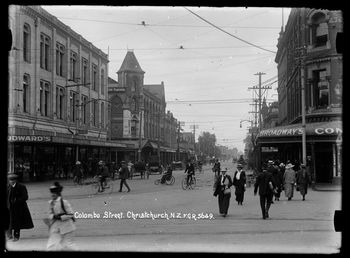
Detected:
left=6, top=162, right=342, bottom=253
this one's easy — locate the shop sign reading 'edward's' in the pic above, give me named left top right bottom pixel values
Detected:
left=8, top=135, right=51, bottom=142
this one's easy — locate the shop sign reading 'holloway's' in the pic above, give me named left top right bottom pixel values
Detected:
left=259, top=126, right=342, bottom=137
left=8, top=135, right=51, bottom=142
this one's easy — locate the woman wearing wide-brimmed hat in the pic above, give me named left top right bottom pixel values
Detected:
left=46, top=182, right=77, bottom=250
left=233, top=163, right=246, bottom=205
left=283, top=163, right=296, bottom=200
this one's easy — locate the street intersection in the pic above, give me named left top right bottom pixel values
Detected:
left=6, top=161, right=342, bottom=253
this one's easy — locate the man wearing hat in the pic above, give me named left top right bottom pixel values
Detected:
left=96, top=160, right=110, bottom=192
left=118, top=161, right=131, bottom=192
left=7, top=173, right=34, bottom=241
left=233, top=163, right=246, bottom=205
left=283, top=163, right=296, bottom=201
left=254, top=168, right=276, bottom=219
left=72, top=161, right=85, bottom=185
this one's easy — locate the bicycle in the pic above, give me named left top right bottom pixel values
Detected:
left=182, top=174, right=196, bottom=190
left=154, top=175, right=175, bottom=185
left=91, top=176, right=114, bottom=194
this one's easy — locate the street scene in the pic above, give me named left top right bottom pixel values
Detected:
left=6, top=162, right=341, bottom=253
left=7, top=5, right=342, bottom=254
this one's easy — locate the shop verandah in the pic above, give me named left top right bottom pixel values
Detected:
left=254, top=121, right=342, bottom=185
left=8, top=136, right=128, bottom=182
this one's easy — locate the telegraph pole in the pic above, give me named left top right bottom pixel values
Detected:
left=190, top=123, right=199, bottom=158
left=176, top=121, right=185, bottom=161
left=248, top=73, right=271, bottom=130
left=296, top=45, right=307, bottom=165
left=255, top=72, right=265, bottom=130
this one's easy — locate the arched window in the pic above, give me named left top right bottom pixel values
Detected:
left=310, top=12, right=328, bottom=47
left=101, top=102, right=105, bottom=127
left=131, top=77, right=137, bottom=92
left=131, top=97, right=137, bottom=111
left=23, top=23, right=31, bottom=62
left=101, top=69, right=105, bottom=95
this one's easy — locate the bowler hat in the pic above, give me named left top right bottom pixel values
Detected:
left=7, top=173, right=18, bottom=180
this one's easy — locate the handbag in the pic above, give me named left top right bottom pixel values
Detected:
left=224, top=187, right=231, bottom=195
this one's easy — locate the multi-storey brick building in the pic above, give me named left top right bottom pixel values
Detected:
left=256, top=8, right=342, bottom=184
left=8, top=6, right=119, bottom=181
left=108, top=50, right=190, bottom=165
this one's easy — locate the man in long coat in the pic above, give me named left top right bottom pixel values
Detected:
left=7, top=173, right=34, bottom=241
left=254, top=168, right=276, bottom=219
left=119, top=161, right=131, bottom=192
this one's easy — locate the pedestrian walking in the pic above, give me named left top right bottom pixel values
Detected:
left=254, top=168, right=276, bottom=219
left=213, top=169, right=233, bottom=217
left=212, top=159, right=221, bottom=177
left=96, top=160, right=110, bottom=192
left=46, top=182, right=77, bottom=251
left=6, top=173, right=34, bottom=241
left=296, top=164, right=311, bottom=201
left=119, top=161, right=131, bottom=192
left=272, top=161, right=283, bottom=201
left=72, top=161, right=85, bottom=184
left=233, top=163, right=246, bottom=205
left=283, top=163, right=296, bottom=200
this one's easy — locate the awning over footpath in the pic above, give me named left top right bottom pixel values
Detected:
left=142, top=140, right=159, bottom=149
left=256, top=121, right=342, bottom=144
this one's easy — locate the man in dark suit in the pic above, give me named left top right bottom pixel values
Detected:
left=254, top=167, right=276, bottom=219
left=7, top=173, right=34, bottom=241
left=119, top=161, right=131, bottom=192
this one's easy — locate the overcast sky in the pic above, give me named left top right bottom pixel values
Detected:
left=42, top=5, right=291, bottom=152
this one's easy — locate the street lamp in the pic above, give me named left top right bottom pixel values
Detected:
left=240, top=119, right=253, bottom=128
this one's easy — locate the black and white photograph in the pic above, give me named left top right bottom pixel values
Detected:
left=6, top=5, right=343, bottom=253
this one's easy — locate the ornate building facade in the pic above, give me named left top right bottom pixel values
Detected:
left=8, top=6, right=117, bottom=181
left=256, top=8, right=342, bottom=184
left=108, top=50, right=190, bottom=164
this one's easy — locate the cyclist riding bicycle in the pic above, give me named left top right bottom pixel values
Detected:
left=96, top=160, right=110, bottom=192
left=160, top=164, right=173, bottom=184
left=184, top=160, right=195, bottom=186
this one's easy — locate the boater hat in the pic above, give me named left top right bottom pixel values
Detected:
left=237, top=163, right=243, bottom=168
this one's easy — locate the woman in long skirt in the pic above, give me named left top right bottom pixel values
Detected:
left=46, top=182, right=77, bottom=251
left=283, top=163, right=296, bottom=201
left=233, top=163, right=246, bottom=205
left=296, top=164, right=311, bottom=201
left=213, top=169, right=233, bottom=217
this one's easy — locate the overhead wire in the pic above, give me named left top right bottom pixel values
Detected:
left=184, top=7, right=277, bottom=54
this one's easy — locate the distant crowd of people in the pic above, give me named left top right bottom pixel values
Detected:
left=211, top=158, right=312, bottom=220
